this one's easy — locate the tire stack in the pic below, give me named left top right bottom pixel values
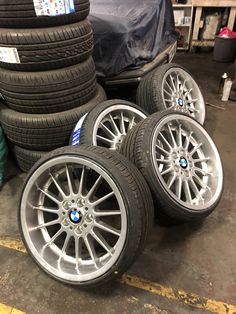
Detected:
left=0, top=0, right=106, bottom=172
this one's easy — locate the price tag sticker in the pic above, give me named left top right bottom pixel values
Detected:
left=33, top=0, right=75, bottom=16
left=0, top=47, right=20, bottom=64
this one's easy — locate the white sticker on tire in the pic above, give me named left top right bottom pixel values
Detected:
left=0, top=47, right=20, bottom=64
left=71, top=114, right=88, bottom=146
left=33, top=0, right=75, bottom=17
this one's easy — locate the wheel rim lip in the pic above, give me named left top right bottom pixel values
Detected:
left=92, top=104, right=147, bottom=150
left=151, top=114, right=223, bottom=211
left=20, top=155, right=127, bottom=283
left=161, top=67, right=206, bottom=125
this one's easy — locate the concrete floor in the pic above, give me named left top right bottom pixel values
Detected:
left=0, top=52, right=236, bottom=314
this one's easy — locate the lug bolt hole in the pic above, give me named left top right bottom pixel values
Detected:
left=62, top=211, right=66, bottom=215
left=70, top=226, right=73, bottom=230
left=85, top=207, right=88, bottom=211
left=84, top=224, right=87, bottom=228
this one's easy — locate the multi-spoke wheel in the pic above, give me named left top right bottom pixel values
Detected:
left=70, top=100, right=147, bottom=150
left=19, top=146, right=153, bottom=286
left=120, top=111, right=223, bottom=222
left=137, top=63, right=206, bottom=125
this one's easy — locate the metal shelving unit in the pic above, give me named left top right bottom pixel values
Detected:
left=173, top=2, right=194, bottom=50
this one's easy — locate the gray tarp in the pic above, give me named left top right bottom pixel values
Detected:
left=89, top=0, right=177, bottom=77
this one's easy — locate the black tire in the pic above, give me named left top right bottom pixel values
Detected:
left=0, top=57, right=97, bottom=114
left=0, top=0, right=90, bottom=28
left=0, top=20, right=93, bottom=71
left=136, top=63, right=206, bottom=125
left=13, top=145, right=48, bottom=173
left=0, top=85, right=107, bottom=151
left=120, top=111, right=223, bottom=222
left=18, top=145, right=154, bottom=287
left=70, top=99, right=148, bottom=147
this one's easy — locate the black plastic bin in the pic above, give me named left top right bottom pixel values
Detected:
left=213, top=36, right=236, bottom=63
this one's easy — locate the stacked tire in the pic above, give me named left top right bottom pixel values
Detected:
left=0, top=0, right=106, bottom=172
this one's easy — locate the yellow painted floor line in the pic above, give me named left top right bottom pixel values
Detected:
left=121, top=275, right=236, bottom=314
left=0, top=302, right=25, bottom=314
left=1, top=237, right=236, bottom=314
left=0, top=238, right=26, bottom=254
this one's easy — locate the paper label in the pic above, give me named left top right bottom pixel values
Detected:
left=0, top=47, right=20, bottom=64
left=33, top=0, right=75, bottom=17
left=71, top=114, right=88, bottom=146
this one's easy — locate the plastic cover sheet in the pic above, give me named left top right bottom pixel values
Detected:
left=89, top=0, right=177, bottom=77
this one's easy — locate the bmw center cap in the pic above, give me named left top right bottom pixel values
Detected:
left=69, top=210, right=82, bottom=223
left=177, top=98, right=184, bottom=107
left=179, top=157, right=188, bottom=169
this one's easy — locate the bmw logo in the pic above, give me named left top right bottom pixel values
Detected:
left=179, top=157, right=188, bottom=169
left=178, top=98, right=184, bottom=107
left=69, top=210, right=82, bottom=224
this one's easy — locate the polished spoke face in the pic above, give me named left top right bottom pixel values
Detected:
left=162, top=68, right=205, bottom=124
left=21, top=157, right=127, bottom=282
left=93, top=105, right=147, bottom=150
left=152, top=115, right=223, bottom=210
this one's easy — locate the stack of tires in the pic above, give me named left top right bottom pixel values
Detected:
left=0, top=0, right=106, bottom=172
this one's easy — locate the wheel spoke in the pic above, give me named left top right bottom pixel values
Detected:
left=159, top=132, right=173, bottom=150
left=99, top=122, right=116, bottom=139
left=156, top=158, right=171, bottom=164
left=193, top=167, right=211, bottom=176
left=38, top=188, right=61, bottom=205
left=186, top=99, right=198, bottom=104
left=181, top=79, right=187, bottom=94
left=91, top=229, right=114, bottom=256
left=78, top=166, right=85, bottom=196
left=176, top=74, right=181, bottom=92
left=184, top=131, right=193, bottom=150
left=120, top=112, right=126, bottom=135
left=95, top=221, right=121, bottom=237
left=190, top=142, right=202, bottom=155
left=165, top=80, right=175, bottom=94
left=74, top=236, right=82, bottom=270
left=84, top=235, right=98, bottom=268
left=161, top=166, right=173, bottom=176
left=86, top=175, right=103, bottom=200
left=128, top=116, right=135, bottom=131
left=92, top=191, right=115, bottom=207
left=156, top=144, right=171, bottom=156
left=167, top=124, right=177, bottom=148
left=49, top=173, right=66, bottom=198
left=178, top=124, right=183, bottom=147
left=164, top=89, right=173, bottom=98
left=193, top=174, right=211, bottom=191
left=96, top=135, right=114, bottom=146
left=93, top=210, right=121, bottom=217
left=58, top=233, right=71, bottom=263
left=65, top=164, right=74, bottom=196
left=184, top=88, right=193, bottom=97
left=169, top=74, right=177, bottom=92
left=43, top=228, right=63, bottom=249
left=189, top=178, right=203, bottom=201
left=193, top=157, right=210, bottom=163
left=33, top=206, right=58, bottom=214
left=175, top=176, right=182, bottom=199
left=31, top=218, right=60, bottom=231
left=183, top=180, right=192, bottom=203
left=109, top=114, right=120, bottom=135
left=167, top=173, right=177, bottom=189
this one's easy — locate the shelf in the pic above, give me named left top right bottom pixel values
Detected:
left=175, top=24, right=191, bottom=27
left=173, top=4, right=193, bottom=7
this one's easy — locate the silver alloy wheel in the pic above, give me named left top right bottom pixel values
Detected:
left=20, top=156, right=127, bottom=283
left=152, top=114, right=223, bottom=210
left=162, top=68, right=206, bottom=124
left=92, top=105, right=147, bottom=150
